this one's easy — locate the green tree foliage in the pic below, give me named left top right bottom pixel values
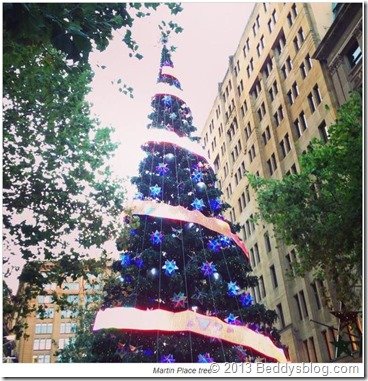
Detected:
left=3, top=3, right=183, bottom=284
left=248, top=93, right=362, bottom=309
left=3, top=3, right=183, bottom=62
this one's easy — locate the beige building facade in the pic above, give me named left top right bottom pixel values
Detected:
left=314, top=3, right=363, bottom=106
left=16, top=263, right=101, bottom=363
left=200, top=3, right=347, bottom=362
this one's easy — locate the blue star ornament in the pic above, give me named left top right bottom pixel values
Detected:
left=161, top=354, right=176, bottom=363
left=191, top=170, right=203, bottom=183
left=191, top=198, right=205, bottom=211
left=225, top=313, right=239, bottom=325
left=133, top=256, right=144, bottom=269
left=156, top=162, right=169, bottom=176
left=219, top=235, right=232, bottom=248
left=171, top=292, right=187, bottom=308
left=120, top=253, right=132, bottom=267
left=162, top=259, right=179, bottom=276
left=209, top=198, right=222, bottom=211
left=149, top=184, right=161, bottom=197
left=240, top=292, right=253, bottom=307
left=150, top=230, right=164, bottom=245
left=162, top=95, right=173, bottom=107
left=227, top=281, right=240, bottom=297
left=207, top=238, right=221, bottom=253
left=197, top=353, right=214, bottom=363
left=200, top=261, right=217, bottom=277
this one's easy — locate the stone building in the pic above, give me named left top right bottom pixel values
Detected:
left=313, top=3, right=363, bottom=106
left=200, top=2, right=353, bottom=362
left=15, top=262, right=102, bottom=363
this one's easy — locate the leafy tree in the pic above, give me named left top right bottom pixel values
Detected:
left=7, top=257, right=109, bottom=341
left=3, top=3, right=183, bottom=286
left=3, top=3, right=183, bottom=62
left=248, top=92, right=362, bottom=310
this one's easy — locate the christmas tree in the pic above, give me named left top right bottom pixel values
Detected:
left=91, top=35, right=287, bottom=363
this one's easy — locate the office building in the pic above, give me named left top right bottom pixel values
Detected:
left=15, top=262, right=102, bottom=363
left=200, top=3, right=351, bottom=362
left=314, top=3, right=363, bottom=106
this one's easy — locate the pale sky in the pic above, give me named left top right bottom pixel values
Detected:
left=87, top=2, right=254, bottom=191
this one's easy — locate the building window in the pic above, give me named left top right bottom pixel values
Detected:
left=248, top=145, right=256, bottom=163
left=268, top=80, right=278, bottom=102
left=274, top=34, right=286, bottom=55
left=60, top=322, right=77, bottom=334
left=36, top=308, right=54, bottom=319
left=292, top=81, right=299, bottom=98
left=259, top=275, right=266, bottom=298
left=35, top=354, right=51, bottom=363
left=252, top=80, right=261, bottom=99
left=257, top=102, right=266, bottom=121
left=300, top=110, right=308, bottom=130
left=242, top=38, right=250, bottom=58
left=35, top=323, right=53, bottom=334
left=276, top=303, right=286, bottom=328
left=318, top=120, right=329, bottom=143
left=300, top=62, right=307, bottom=79
left=267, top=153, right=278, bottom=175
left=287, top=12, right=293, bottom=27
left=294, top=118, right=302, bottom=139
left=294, top=111, right=308, bottom=138
left=254, top=242, right=260, bottom=263
left=303, top=339, right=311, bottom=362
left=237, top=79, right=244, bottom=96
left=263, top=57, right=273, bottom=77
left=58, top=338, right=71, bottom=350
left=61, top=309, right=77, bottom=319
left=268, top=19, right=273, bottom=33
left=321, top=330, right=333, bottom=361
left=272, top=9, right=277, bottom=23
left=262, top=126, right=271, bottom=145
left=294, top=294, right=303, bottom=320
left=307, top=92, right=316, bottom=113
left=281, top=56, right=292, bottom=79
left=347, top=40, right=362, bottom=68
left=299, top=290, right=309, bottom=318
left=257, top=35, right=265, bottom=56
left=294, top=27, right=305, bottom=52
left=280, top=133, right=291, bottom=158
left=287, top=89, right=294, bottom=105
left=245, top=122, right=252, bottom=140
left=37, top=295, right=53, bottom=304
left=62, top=282, right=80, bottom=291
left=270, top=264, right=278, bottom=288
left=310, top=282, right=322, bottom=310
left=274, top=105, right=284, bottom=127
left=313, top=84, right=322, bottom=104
left=264, top=231, right=272, bottom=252
left=290, top=164, right=298, bottom=174
left=33, top=338, right=52, bottom=351
left=291, top=3, right=298, bottom=17
left=305, top=53, right=313, bottom=70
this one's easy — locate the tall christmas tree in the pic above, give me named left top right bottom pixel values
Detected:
left=91, top=34, right=287, bottom=363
